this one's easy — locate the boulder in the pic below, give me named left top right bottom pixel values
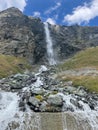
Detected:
left=47, top=94, right=63, bottom=106
left=28, top=96, right=40, bottom=108
left=39, top=101, right=48, bottom=112
left=31, top=88, right=45, bottom=95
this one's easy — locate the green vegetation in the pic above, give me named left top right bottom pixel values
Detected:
left=59, top=47, right=98, bottom=70
left=61, top=75, right=98, bottom=93
left=57, top=47, right=98, bottom=93
left=35, top=95, right=43, bottom=101
left=0, top=54, right=32, bottom=78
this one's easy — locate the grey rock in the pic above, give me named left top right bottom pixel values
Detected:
left=19, top=101, right=25, bottom=108
left=64, top=81, right=73, bottom=86
left=64, top=86, right=76, bottom=93
left=75, top=87, right=87, bottom=96
left=31, top=88, right=45, bottom=95
left=28, top=97, right=40, bottom=107
left=47, top=94, right=63, bottom=106
left=19, top=101, right=26, bottom=111
left=13, top=73, right=30, bottom=82
left=70, top=99, right=83, bottom=110
left=39, top=101, right=48, bottom=112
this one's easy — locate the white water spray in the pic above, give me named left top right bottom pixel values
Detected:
left=44, top=22, right=56, bottom=65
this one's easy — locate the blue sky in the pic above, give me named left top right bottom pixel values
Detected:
left=23, top=0, right=98, bottom=26
left=0, top=0, right=98, bottom=26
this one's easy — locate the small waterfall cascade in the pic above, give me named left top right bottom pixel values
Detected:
left=61, top=93, right=98, bottom=130
left=0, top=66, right=98, bottom=130
left=44, top=22, right=56, bottom=65
left=0, top=91, right=41, bottom=130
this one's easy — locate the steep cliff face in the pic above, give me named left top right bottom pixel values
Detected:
left=0, top=7, right=46, bottom=64
left=0, top=7, right=98, bottom=64
left=49, top=24, right=98, bottom=61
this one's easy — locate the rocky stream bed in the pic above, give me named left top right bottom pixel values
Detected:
left=0, top=65, right=98, bottom=130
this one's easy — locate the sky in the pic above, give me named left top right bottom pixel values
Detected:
left=0, top=0, right=98, bottom=26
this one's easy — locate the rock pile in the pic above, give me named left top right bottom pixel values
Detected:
left=0, top=66, right=98, bottom=112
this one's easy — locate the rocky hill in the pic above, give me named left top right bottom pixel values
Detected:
left=0, top=7, right=45, bottom=64
left=0, top=7, right=98, bottom=64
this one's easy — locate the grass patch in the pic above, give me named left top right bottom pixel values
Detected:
left=0, top=54, right=32, bottom=78
left=59, top=47, right=98, bottom=70
left=57, top=46, right=98, bottom=93
left=59, top=75, right=98, bottom=93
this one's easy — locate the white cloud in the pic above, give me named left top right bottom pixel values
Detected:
left=45, top=2, right=61, bottom=14
left=33, top=11, right=41, bottom=17
left=64, top=0, right=98, bottom=25
left=46, top=18, right=56, bottom=25
left=0, top=0, right=27, bottom=12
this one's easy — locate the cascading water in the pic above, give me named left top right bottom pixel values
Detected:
left=44, top=22, right=56, bottom=65
left=0, top=91, right=41, bottom=130
left=0, top=66, right=98, bottom=130
left=60, top=93, right=98, bottom=130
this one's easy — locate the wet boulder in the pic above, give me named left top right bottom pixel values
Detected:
left=47, top=94, right=63, bottom=106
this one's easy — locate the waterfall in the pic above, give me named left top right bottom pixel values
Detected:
left=44, top=22, right=56, bottom=65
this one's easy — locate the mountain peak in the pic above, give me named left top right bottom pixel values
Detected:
left=5, top=7, right=21, bottom=11
left=0, top=7, right=23, bottom=17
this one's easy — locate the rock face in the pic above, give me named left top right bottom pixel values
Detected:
left=0, top=7, right=46, bottom=64
left=0, top=7, right=98, bottom=64
left=49, top=24, right=98, bottom=61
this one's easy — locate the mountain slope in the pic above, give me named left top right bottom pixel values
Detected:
left=0, top=7, right=46, bottom=64
left=59, top=46, right=98, bottom=70
left=57, top=47, right=98, bottom=93
left=0, top=7, right=98, bottom=64
left=0, top=54, right=31, bottom=78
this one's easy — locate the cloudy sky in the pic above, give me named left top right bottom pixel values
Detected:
left=0, top=0, right=98, bottom=26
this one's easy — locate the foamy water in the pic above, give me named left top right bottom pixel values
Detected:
left=59, top=93, right=98, bottom=130
left=0, top=92, right=19, bottom=129
left=0, top=91, right=41, bottom=130
left=0, top=66, right=98, bottom=130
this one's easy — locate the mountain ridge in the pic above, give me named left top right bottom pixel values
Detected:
left=0, top=7, right=98, bottom=64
